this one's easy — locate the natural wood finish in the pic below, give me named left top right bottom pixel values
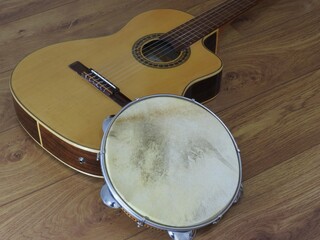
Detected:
left=0, top=71, right=18, bottom=132
left=12, top=98, right=40, bottom=143
left=207, top=0, right=320, bottom=111
left=40, top=125, right=101, bottom=176
left=219, top=69, right=320, bottom=180
left=0, top=0, right=319, bottom=239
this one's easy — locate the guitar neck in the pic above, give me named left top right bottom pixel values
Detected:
left=161, top=0, right=258, bottom=50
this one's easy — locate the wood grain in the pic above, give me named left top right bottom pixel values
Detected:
left=40, top=125, right=101, bottom=176
left=13, top=99, right=40, bottom=143
left=207, top=5, right=320, bottom=111
left=0, top=0, right=74, bottom=25
left=0, top=174, right=143, bottom=239
left=0, top=126, right=74, bottom=206
left=0, top=0, right=319, bottom=239
left=0, top=72, right=18, bottom=133
left=219, top=69, right=320, bottom=180
left=219, top=0, right=320, bottom=46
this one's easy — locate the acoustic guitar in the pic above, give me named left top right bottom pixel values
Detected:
left=10, top=0, right=257, bottom=177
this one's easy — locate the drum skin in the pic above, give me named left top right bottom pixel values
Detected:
left=102, top=95, right=241, bottom=229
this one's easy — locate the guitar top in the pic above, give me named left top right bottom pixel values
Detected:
left=10, top=0, right=258, bottom=177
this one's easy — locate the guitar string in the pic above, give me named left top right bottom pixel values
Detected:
left=145, top=0, right=249, bottom=53
left=95, top=0, right=256, bottom=89
left=134, top=0, right=256, bottom=61
left=99, top=0, right=255, bottom=86
left=141, top=0, right=256, bottom=59
left=97, top=0, right=250, bottom=77
left=109, top=1, right=254, bottom=82
left=96, top=0, right=244, bottom=76
left=137, top=0, right=254, bottom=58
left=96, top=0, right=246, bottom=75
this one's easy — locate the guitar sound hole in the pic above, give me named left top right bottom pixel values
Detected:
left=142, top=40, right=180, bottom=63
left=132, top=33, right=190, bottom=69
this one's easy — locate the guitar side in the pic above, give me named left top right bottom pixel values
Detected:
left=10, top=9, right=222, bottom=177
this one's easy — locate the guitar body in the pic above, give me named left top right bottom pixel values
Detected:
left=10, top=9, right=222, bottom=177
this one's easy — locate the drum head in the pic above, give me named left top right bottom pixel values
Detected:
left=102, top=95, right=241, bottom=229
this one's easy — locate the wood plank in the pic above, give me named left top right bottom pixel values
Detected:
left=208, top=8, right=320, bottom=111
left=0, top=0, right=74, bottom=25
left=128, top=143, right=320, bottom=240
left=218, top=69, right=320, bottom=180
left=0, top=71, right=18, bottom=133
left=0, top=173, right=144, bottom=239
left=219, top=0, right=320, bottom=46
left=0, top=126, right=74, bottom=206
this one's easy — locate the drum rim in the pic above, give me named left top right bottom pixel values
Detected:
left=100, top=94, right=242, bottom=231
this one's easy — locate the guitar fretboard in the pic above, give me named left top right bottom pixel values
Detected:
left=161, top=0, right=258, bottom=50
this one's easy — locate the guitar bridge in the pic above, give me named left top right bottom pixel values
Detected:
left=69, top=61, right=131, bottom=107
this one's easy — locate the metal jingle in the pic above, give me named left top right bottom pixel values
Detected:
left=100, top=183, right=121, bottom=209
left=233, top=183, right=244, bottom=204
left=168, top=230, right=196, bottom=240
left=102, top=115, right=115, bottom=133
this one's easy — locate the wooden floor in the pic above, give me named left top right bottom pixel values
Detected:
left=1, top=0, right=319, bottom=239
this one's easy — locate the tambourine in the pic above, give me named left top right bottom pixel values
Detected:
left=100, top=95, right=242, bottom=240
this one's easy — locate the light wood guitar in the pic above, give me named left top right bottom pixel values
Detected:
left=10, top=0, right=257, bottom=177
